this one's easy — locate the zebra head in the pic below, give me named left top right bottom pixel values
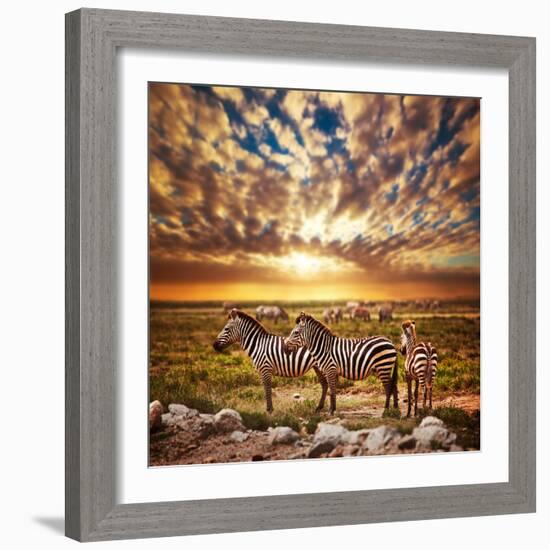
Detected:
left=400, top=319, right=417, bottom=353
left=283, top=311, right=308, bottom=353
left=213, top=309, right=242, bottom=351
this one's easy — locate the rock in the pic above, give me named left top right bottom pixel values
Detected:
left=328, top=445, right=344, bottom=458
left=449, top=444, right=464, bottom=453
left=314, top=423, right=348, bottom=447
left=343, top=428, right=370, bottom=446
left=398, top=434, right=417, bottom=450
left=419, top=416, right=444, bottom=428
left=168, top=403, right=189, bottom=416
left=230, top=430, right=249, bottom=443
left=268, top=426, right=300, bottom=445
left=343, top=445, right=360, bottom=457
left=413, top=424, right=457, bottom=451
left=214, top=408, right=245, bottom=433
left=251, top=454, right=265, bottom=461
left=161, top=413, right=172, bottom=427
left=308, top=440, right=336, bottom=458
left=364, top=426, right=399, bottom=452
left=204, top=456, right=216, bottom=463
left=149, top=400, right=163, bottom=431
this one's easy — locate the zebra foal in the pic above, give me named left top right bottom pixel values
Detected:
left=400, top=320, right=438, bottom=416
left=213, top=309, right=327, bottom=413
left=284, top=312, right=399, bottom=415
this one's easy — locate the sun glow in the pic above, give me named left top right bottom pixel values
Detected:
left=267, top=251, right=360, bottom=278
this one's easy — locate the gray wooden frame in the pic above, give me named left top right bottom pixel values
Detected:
left=65, top=8, right=536, bottom=542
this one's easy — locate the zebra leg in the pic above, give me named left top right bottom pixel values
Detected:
left=325, top=366, right=338, bottom=415
left=393, top=373, right=399, bottom=409
left=313, top=366, right=328, bottom=411
left=406, top=376, right=412, bottom=417
left=384, top=381, right=391, bottom=409
left=414, top=379, right=419, bottom=416
left=423, top=386, right=427, bottom=409
left=429, top=387, right=433, bottom=409
left=260, top=370, right=273, bottom=413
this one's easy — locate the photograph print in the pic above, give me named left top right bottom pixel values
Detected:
left=148, top=82, right=480, bottom=466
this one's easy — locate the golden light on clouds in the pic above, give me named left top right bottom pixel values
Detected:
left=149, top=83, right=480, bottom=301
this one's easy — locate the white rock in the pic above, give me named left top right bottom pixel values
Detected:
left=419, top=416, right=444, bottom=428
left=364, top=426, right=399, bottom=451
left=168, top=403, right=191, bottom=416
left=213, top=408, right=245, bottom=433
left=313, top=423, right=349, bottom=447
left=343, top=428, right=371, bottom=446
left=268, top=426, right=300, bottom=445
left=230, top=430, right=249, bottom=443
left=412, top=425, right=456, bottom=450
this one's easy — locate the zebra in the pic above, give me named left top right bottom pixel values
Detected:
left=378, top=306, right=393, bottom=322
left=400, top=320, right=438, bottom=417
left=283, top=312, right=399, bottom=415
left=213, top=309, right=327, bottom=413
left=350, top=306, right=371, bottom=321
left=322, top=307, right=343, bottom=324
left=255, top=305, right=289, bottom=324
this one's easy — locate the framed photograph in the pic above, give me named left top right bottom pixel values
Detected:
left=65, top=8, right=536, bottom=542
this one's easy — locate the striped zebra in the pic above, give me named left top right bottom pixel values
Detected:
left=284, top=312, right=399, bottom=415
left=400, top=320, right=438, bottom=416
left=213, top=309, right=327, bottom=413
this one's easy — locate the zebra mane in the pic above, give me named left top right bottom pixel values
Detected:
left=234, top=310, right=269, bottom=333
left=303, top=314, right=334, bottom=336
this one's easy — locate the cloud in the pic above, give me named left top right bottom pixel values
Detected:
left=148, top=83, right=480, bottom=299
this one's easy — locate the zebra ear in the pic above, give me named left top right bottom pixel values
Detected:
left=230, top=308, right=238, bottom=319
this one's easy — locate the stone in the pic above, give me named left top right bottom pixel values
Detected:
left=161, top=413, right=172, bottom=427
left=251, top=454, right=265, bottom=461
left=397, top=434, right=417, bottom=450
left=168, top=403, right=192, bottom=417
left=149, top=400, right=163, bottom=431
left=412, top=424, right=457, bottom=451
left=364, top=426, right=399, bottom=451
left=213, top=408, right=245, bottom=433
left=419, top=416, right=444, bottom=428
left=343, top=445, right=360, bottom=457
left=328, top=446, right=344, bottom=458
left=308, top=440, right=336, bottom=458
left=313, top=423, right=349, bottom=448
left=268, top=426, right=300, bottom=445
left=343, top=428, right=370, bottom=446
left=230, top=430, right=249, bottom=443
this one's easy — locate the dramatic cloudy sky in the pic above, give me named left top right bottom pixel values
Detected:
left=149, top=82, right=480, bottom=301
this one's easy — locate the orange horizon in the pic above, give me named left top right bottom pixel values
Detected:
left=150, top=281, right=480, bottom=302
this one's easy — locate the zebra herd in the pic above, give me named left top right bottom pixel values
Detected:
left=213, top=308, right=437, bottom=417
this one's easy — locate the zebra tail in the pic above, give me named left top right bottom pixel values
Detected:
left=389, top=353, right=399, bottom=398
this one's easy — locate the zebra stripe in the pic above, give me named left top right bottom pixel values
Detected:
left=213, top=309, right=327, bottom=412
left=401, top=320, right=438, bottom=416
left=284, top=313, right=399, bottom=414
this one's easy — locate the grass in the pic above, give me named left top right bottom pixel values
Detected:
left=149, top=305, right=480, bottom=448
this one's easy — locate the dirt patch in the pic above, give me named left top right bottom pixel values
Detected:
left=150, top=428, right=305, bottom=466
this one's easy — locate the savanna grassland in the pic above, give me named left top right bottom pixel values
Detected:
left=149, top=301, right=480, bottom=464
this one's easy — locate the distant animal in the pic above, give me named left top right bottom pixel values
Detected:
left=322, top=307, right=344, bottom=324
left=255, top=305, right=289, bottom=324
left=351, top=306, right=371, bottom=321
left=284, top=312, right=398, bottom=414
left=222, top=301, right=240, bottom=313
left=400, top=320, right=438, bottom=416
left=213, top=310, right=327, bottom=413
left=378, top=306, right=393, bottom=322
